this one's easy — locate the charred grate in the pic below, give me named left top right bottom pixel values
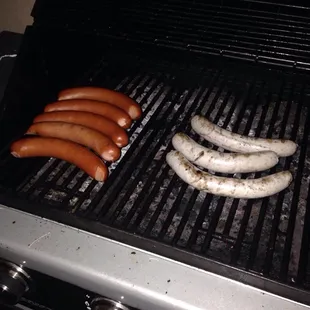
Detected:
left=32, top=0, right=310, bottom=71
left=1, top=54, right=310, bottom=303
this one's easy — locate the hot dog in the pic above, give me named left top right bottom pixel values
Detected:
left=58, top=87, right=142, bottom=120
left=33, top=111, right=128, bottom=147
left=11, top=137, right=108, bottom=182
left=191, top=115, right=297, bottom=157
left=172, top=133, right=279, bottom=173
left=166, top=151, right=292, bottom=199
left=27, top=122, right=120, bottom=162
left=44, top=99, right=132, bottom=129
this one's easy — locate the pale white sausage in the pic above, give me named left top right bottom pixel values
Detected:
left=172, top=133, right=279, bottom=173
left=166, top=151, right=292, bottom=199
left=191, top=115, right=297, bottom=157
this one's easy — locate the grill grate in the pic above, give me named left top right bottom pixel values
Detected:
left=31, top=0, right=310, bottom=70
left=1, top=24, right=310, bottom=304
left=1, top=50, right=310, bottom=303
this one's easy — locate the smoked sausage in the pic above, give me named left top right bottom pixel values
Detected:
left=11, top=137, right=108, bottom=182
left=58, top=87, right=142, bottom=120
left=45, top=99, right=132, bottom=129
left=33, top=111, right=128, bottom=147
left=27, top=122, right=121, bottom=162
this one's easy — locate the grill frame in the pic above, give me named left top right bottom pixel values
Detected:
left=1, top=192, right=310, bottom=305
left=1, top=25, right=310, bottom=305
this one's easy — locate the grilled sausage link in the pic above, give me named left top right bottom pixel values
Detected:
left=172, top=133, right=278, bottom=173
left=33, top=111, right=128, bottom=147
left=191, top=115, right=297, bottom=157
left=166, top=151, right=292, bottom=199
left=58, top=87, right=142, bottom=120
left=27, top=122, right=120, bottom=162
left=45, top=99, right=132, bottom=129
left=11, top=137, right=108, bottom=182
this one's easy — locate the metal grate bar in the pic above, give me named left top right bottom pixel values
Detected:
left=191, top=84, right=244, bottom=242
left=139, top=70, right=222, bottom=237
left=297, top=182, right=310, bottom=285
left=245, top=90, right=276, bottom=270
left=280, top=84, right=308, bottom=279
left=128, top=73, right=224, bottom=233
left=107, top=85, right=199, bottom=224
left=263, top=82, right=297, bottom=275
left=204, top=82, right=261, bottom=256
left=242, top=0, right=310, bottom=10
left=169, top=88, right=234, bottom=245
left=122, top=79, right=214, bottom=230
left=155, top=76, right=228, bottom=241
left=32, top=0, right=310, bottom=70
left=78, top=72, right=187, bottom=217
left=201, top=78, right=257, bottom=254
left=229, top=82, right=269, bottom=265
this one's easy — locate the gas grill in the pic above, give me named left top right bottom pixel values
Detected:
left=1, top=1, right=310, bottom=309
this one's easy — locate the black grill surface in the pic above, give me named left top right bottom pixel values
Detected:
left=1, top=25, right=310, bottom=304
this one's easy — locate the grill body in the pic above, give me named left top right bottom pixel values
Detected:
left=1, top=0, right=310, bottom=306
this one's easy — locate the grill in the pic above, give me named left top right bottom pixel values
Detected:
left=1, top=0, right=310, bottom=307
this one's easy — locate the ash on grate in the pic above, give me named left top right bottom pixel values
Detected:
left=67, top=170, right=85, bottom=189
left=44, top=189, right=67, bottom=203
left=21, top=158, right=56, bottom=192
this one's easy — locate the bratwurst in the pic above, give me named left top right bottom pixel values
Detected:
left=191, top=115, right=297, bottom=157
left=172, top=133, right=278, bottom=173
left=166, top=151, right=292, bottom=199
left=11, top=137, right=108, bottom=182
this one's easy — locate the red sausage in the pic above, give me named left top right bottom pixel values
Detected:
left=58, top=87, right=142, bottom=120
left=44, top=99, right=132, bottom=129
left=33, top=111, right=128, bottom=147
left=11, top=137, right=108, bottom=182
left=27, top=122, right=121, bottom=162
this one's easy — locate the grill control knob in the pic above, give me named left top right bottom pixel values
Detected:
left=0, top=260, right=32, bottom=305
left=91, top=297, right=131, bottom=310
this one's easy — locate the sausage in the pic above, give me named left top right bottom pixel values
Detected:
left=33, top=111, right=128, bottom=147
left=44, top=99, right=132, bottom=129
left=166, top=151, right=292, bottom=199
left=172, top=133, right=279, bottom=173
left=58, top=87, right=142, bottom=120
left=27, top=122, right=120, bottom=162
left=11, top=137, right=108, bottom=182
left=191, top=115, right=297, bottom=157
